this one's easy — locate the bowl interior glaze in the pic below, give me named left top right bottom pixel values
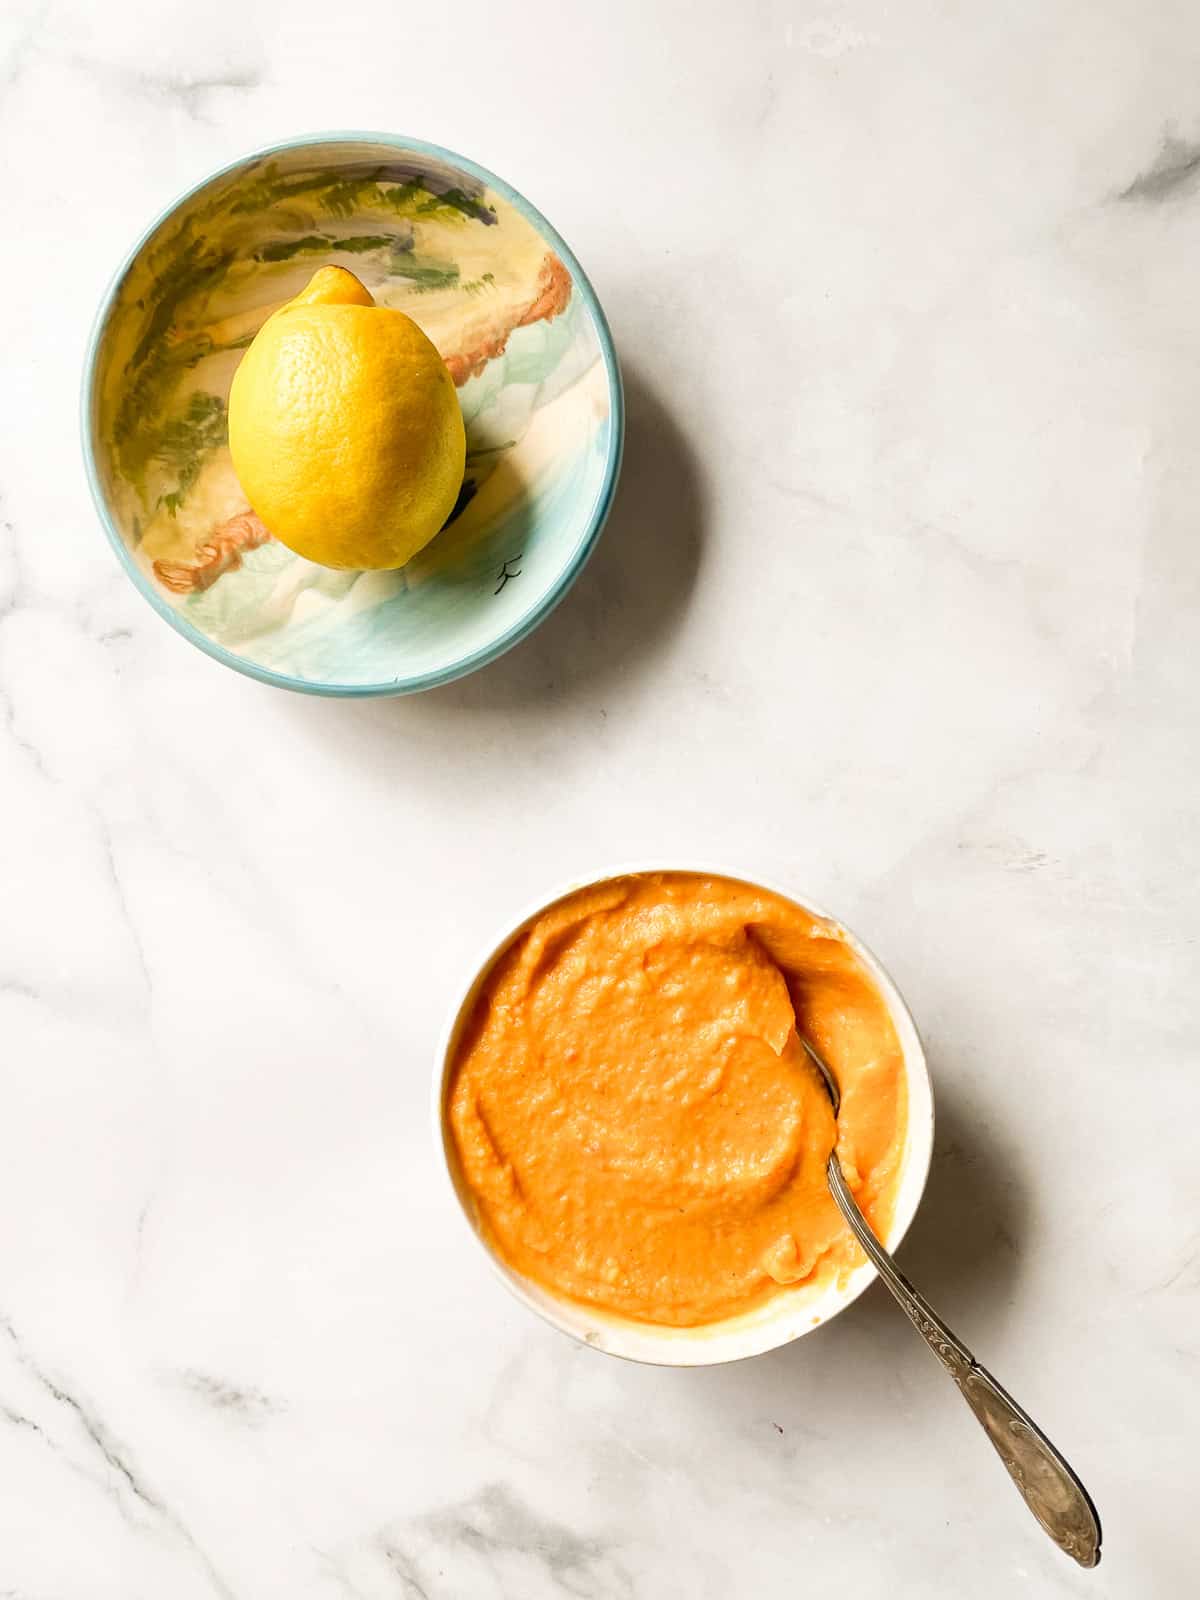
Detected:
left=84, top=135, right=622, bottom=695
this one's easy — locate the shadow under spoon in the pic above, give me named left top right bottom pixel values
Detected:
left=797, top=1033, right=1102, bottom=1569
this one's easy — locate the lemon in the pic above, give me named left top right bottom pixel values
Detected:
left=227, top=266, right=466, bottom=570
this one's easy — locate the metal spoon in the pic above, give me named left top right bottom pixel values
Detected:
left=797, top=1033, right=1102, bottom=1568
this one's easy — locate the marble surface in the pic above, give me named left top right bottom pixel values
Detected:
left=1, top=1, right=1197, bottom=1593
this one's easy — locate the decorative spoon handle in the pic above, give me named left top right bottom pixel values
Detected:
left=824, top=1152, right=1102, bottom=1567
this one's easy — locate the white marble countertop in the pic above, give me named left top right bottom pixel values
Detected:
left=2, top=1, right=1197, bottom=1594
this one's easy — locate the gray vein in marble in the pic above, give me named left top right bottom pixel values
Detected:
left=63, top=54, right=262, bottom=119
left=0, top=977, right=39, bottom=1002
left=3, top=1322, right=156, bottom=1507
left=0, top=1316, right=239, bottom=1600
left=380, top=1483, right=632, bottom=1600
left=0, top=513, right=21, bottom=619
left=1117, top=134, right=1200, bottom=201
left=1, top=495, right=143, bottom=668
left=0, top=630, right=355, bottom=1025
left=956, top=838, right=1057, bottom=874
left=177, top=1370, right=281, bottom=1422
left=909, top=517, right=1071, bottom=652
left=137, top=64, right=263, bottom=118
left=126, top=1195, right=155, bottom=1299
left=311, top=1547, right=373, bottom=1600
left=1157, top=1235, right=1200, bottom=1294
left=0, top=507, right=51, bottom=780
left=0, top=2, right=48, bottom=93
left=380, top=1542, right=430, bottom=1600
left=0, top=1400, right=42, bottom=1436
left=96, top=819, right=153, bottom=1011
left=0, top=679, right=48, bottom=780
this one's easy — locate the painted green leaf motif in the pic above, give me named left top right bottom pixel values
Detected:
left=114, top=231, right=237, bottom=488
left=228, top=164, right=338, bottom=214
left=389, top=247, right=460, bottom=291
left=255, top=234, right=330, bottom=263
left=421, top=186, right=497, bottom=225
left=461, top=272, right=497, bottom=296
left=318, top=176, right=386, bottom=218
left=336, top=234, right=402, bottom=254
left=152, top=392, right=227, bottom=516
left=227, top=162, right=497, bottom=227
left=255, top=229, right=462, bottom=285
left=130, top=236, right=235, bottom=372
left=375, top=178, right=477, bottom=226
left=255, top=233, right=401, bottom=262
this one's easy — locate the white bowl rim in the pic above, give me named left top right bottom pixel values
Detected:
left=434, top=860, right=935, bottom=1367
left=79, top=129, right=625, bottom=698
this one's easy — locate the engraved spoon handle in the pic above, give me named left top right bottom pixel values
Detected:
left=795, top=1034, right=1101, bottom=1568
left=824, top=1151, right=1102, bottom=1567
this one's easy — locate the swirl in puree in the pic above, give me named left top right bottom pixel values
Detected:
left=447, top=873, right=908, bottom=1327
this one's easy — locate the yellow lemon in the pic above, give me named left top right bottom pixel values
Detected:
left=228, top=266, right=466, bottom=570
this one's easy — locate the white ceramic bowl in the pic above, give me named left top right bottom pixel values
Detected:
left=435, top=864, right=934, bottom=1366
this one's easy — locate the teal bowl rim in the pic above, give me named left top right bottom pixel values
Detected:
left=80, top=130, right=625, bottom=698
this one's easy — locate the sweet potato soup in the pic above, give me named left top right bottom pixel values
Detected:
left=447, top=873, right=908, bottom=1327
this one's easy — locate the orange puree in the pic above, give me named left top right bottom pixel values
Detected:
left=447, top=873, right=908, bottom=1327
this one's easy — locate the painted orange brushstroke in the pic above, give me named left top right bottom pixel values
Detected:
left=153, top=509, right=270, bottom=595
left=442, top=253, right=572, bottom=386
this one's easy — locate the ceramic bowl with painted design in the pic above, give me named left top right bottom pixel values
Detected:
left=82, top=133, right=623, bottom=696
